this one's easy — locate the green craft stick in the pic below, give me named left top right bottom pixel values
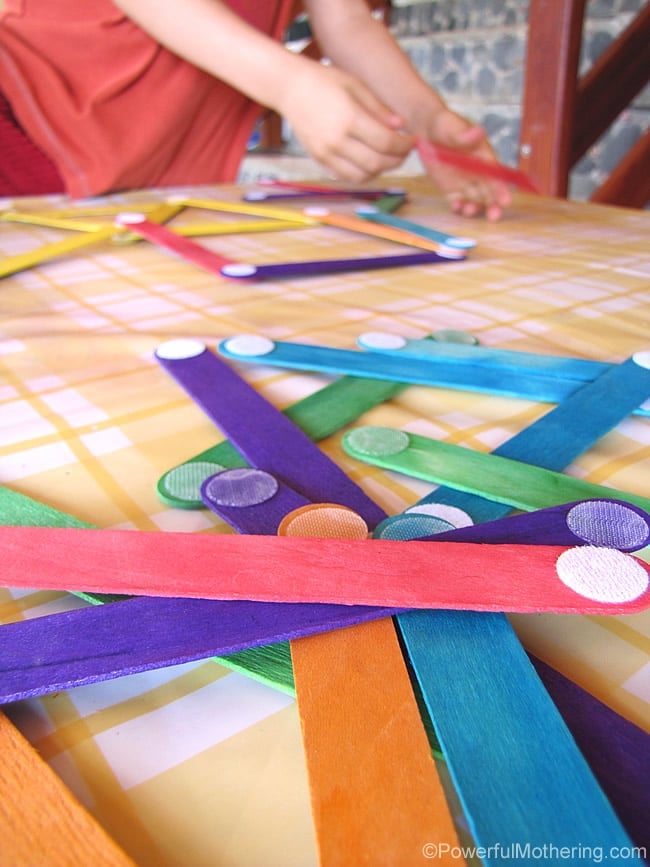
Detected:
left=342, top=427, right=650, bottom=514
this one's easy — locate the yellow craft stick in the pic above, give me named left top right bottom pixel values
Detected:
left=173, top=219, right=310, bottom=236
left=0, top=211, right=106, bottom=232
left=37, top=203, right=163, bottom=218
left=0, top=710, right=136, bottom=866
left=304, top=207, right=450, bottom=253
left=174, top=196, right=319, bottom=225
left=0, top=224, right=122, bottom=279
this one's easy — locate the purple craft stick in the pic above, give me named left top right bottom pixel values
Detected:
left=243, top=190, right=398, bottom=202
left=413, top=499, right=650, bottom=550
left=529, top=656, right=650, bottom=860
left=154, top=340, right=387, bottom=528
left=0, top=596, right=397, bottom=703
left=220, top=250, right=462, bottom=281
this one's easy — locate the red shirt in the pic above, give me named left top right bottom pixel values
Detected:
left=0, top=1, right=294, bottom=197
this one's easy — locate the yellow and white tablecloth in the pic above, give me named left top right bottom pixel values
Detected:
left=0, top=178, right=648, bottom=866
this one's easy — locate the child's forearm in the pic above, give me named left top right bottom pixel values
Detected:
left=304, top=0, right=447, bottom=133
left=113, top=0, right=308, bottom=113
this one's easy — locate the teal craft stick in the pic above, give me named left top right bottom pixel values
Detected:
left=217, top=337, right=650, bottom=417
left=355, top=205, right=476, bottom=249
left=366, top=353, right=650, bottom=863
left=356, top=332, right=611, bottom=380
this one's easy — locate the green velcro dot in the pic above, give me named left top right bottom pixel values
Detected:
left=345, top=426, right=410, bottom=458
left=159, top=461, right=226, bottom=503
left=433, top=329, right=479, bottom=345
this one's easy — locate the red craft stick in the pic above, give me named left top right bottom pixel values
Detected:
left=114, top=213, right=233, bottom=274
left=417, top=140, right=539, bottom=193
left=1, top=526, right=648, bottom=614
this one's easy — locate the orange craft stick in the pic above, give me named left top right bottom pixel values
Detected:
left=303, top=208, right=458, bottom=254
left=292, top=618, right=464, bottom=866
left=0, top=711, right=135, bottom=867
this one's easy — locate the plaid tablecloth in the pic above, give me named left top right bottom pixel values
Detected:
left=1, top=179, right=648, bottom=866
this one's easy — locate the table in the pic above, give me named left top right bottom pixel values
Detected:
left=0, top=178, right=648, bottom=866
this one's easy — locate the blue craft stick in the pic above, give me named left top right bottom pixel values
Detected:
left=381, top=349, right=650, bottom=863
left=356, top=332, right=610, bottom=380
left=355, top=205, right=476, bottom=249
left=219, top=249, right=461, bottom=281
left=217, top=336, right=650, bottom=417
left=154, top=339, right=386, bottom=529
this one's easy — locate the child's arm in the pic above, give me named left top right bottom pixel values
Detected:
left=304, top=0, right=511, bottom=220
left=113, top=0, right=413, bottom=182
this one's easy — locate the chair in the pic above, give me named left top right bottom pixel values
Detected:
left=519, top=0, right=650, bottom=208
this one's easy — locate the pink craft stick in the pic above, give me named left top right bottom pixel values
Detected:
left=1, top=526, right=648, bottom=615
left=417, top=140, right=539, bottom=193
left=114, top=214, right=233, bottom=274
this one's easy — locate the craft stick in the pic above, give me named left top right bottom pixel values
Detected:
left=172, top=196, right=318, bottom=225
left=292, top=618, right=463, bottom=867
left=219, top=336, right=650, bottom=417
left=0, top=224, right=121, bottom=279
left=2, top=483, right=647, bottom=852
left=417, top=139, right=540, bottom=193
left=3, top=497, right=643, bottom=703
left=374, top=348, right=650, bottom=867
left=371, top=193, right=408, bottom=213
left=158, top=331, right=446, bottom=509
left=256, top=179, right=406, bottom=197
left=173, top=219, right=309, bottom=237
left=154, top=340, right=386, bottom=528
left=1, top=525, right=648, bottom=613
left=199, top=467, right=463, bottom=865
left=113, top=214, right=233, bottom=274
left=110, top=200, right=186, bottom=244
left=357, top=331, right=609, bottom=378
left=344, top=427, right=650, bottom=516
left=302, top=206, right=455, bottom=253
left=355, top=206, right=476, bottom=250
left=398, top=610, right=644, bottom=865
left=0, top=595, right=400, bottom=704
left=0, top=711, right=136, bottom=866
left=0, top=488, right=648, bottom=845
left=157, top=374, right=406, bottom=509
left=0, top=210, right=106, bottom=232
left=377, top=347, right=650, bottom=861
left=376, top=497, right=650, bottom=550
left=219, top=249, right=460, bottom=281
left=244, top=190, right=395, bottom=202
left=528, top=656, right=650, bottom=856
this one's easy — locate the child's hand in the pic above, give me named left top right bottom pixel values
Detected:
left=418, top=110, right=512, bottom=221
left=280, top=64, right=415, bottom=183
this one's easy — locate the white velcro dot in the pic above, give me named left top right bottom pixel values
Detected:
left=222, top=334, right=275, bottom=357
left=436, top=245, right=466, bottom=259
left=632, top=351, right=650, bottom=370
left=555, top=546, right=649, bottom=603
left=358, top=332, right=407, bottom=350
left=221, top=263, right=257, bottom=277
left=446, top=236, right=476, bottom=249
left=405, top=503, right=474, bottom=528
left=115, top=212, right=147, bottom=225
left=155, top=339, right=207, bottom=360
left=303, top=207, right=329, bottom=217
